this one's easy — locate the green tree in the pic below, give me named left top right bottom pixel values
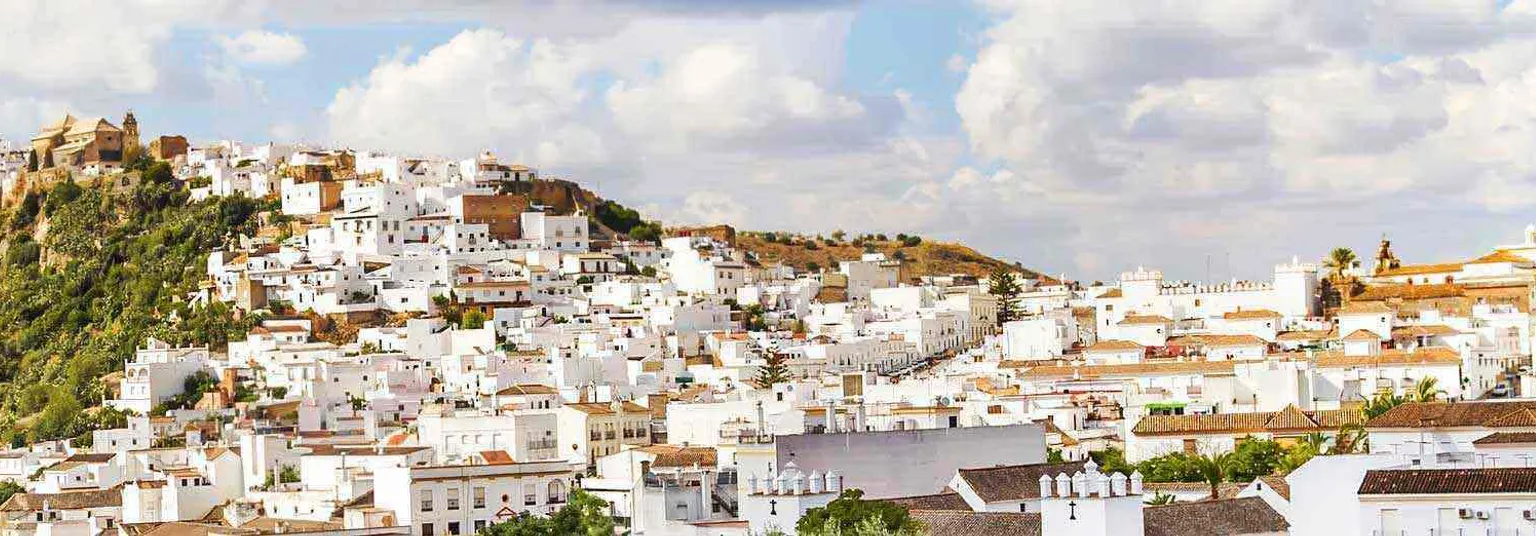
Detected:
left=1225, top=438, right=1284, bottom=482
left=0, top=481, right=22, bottom=505
left=756, top=353, right=792, bottom=386
left=462, top=310, right=487, bottom=330
left=796, top=489, right=923, bottom=535
left=1144, top=492, right=1176, bottom=505
left=279, top=465, right=300, bottom=483
left=479, top=489, right=613, bottom=536
left=1046, top=448, right=1066, bottom=463
left=987, top=267, right=1023, bottom=326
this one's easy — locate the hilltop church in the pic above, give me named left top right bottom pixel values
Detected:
left=29, top=111, right=140, bottom=169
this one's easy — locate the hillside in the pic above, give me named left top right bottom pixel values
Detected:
left=0, top=162, right=264, bottom=445
left=525, top=179, right=1043, bottom=279
left=735, top=232, right=1047, bottom=280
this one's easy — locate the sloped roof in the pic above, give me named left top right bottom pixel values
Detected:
left=1255, top=475, right=1291, bottom=501
left=1467, top=250, right=1532, bottom=265
left=910, top=511, right=1041, bottom=536
left=1360, top=468, right=1536, bottom=495
left=956, top=461, right=1086, bottom=503
left=880, top=492, right=970, bottom=511
left=636, top=445, right=717, bottom=468
left=1222, top=309, right=1281, bottom=320
left=1473, top=432, right=1536, bottom=445
left=1133, top=404, right=1361, bottom=436
left=1376, top=262, right=1464, bottom=277
left=1338, top=302, right=1394, bottom=315
left=1311, top=347, right=1461, bottom=369
left=1118, top=314, right=1174, bottom=326
left=1143, top=497, right=1290, bottom=536
left=1340, top=329, right=1384, bottom=342
left=0, top=485, right=122, bottom=511
left=1366, top=401, right=1536, bottom=429
left=1084, top=339, right=1145, bottom=352
left=1355, top=283, right=1465, bottom=301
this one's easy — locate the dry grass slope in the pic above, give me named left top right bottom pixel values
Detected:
left=735, top=233, right=1049, bottom=281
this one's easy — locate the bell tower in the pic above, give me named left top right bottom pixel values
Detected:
left=122, top=111, right=141, bottom=156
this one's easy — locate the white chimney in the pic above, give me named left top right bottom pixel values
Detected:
left=808, top=471, right=824, bottom=494
left=791, top=472, right=805, bottom=495
left=747, top=474, right=759, bottom=494
left=1072, top=471, right=1089, bottom=498
left=1054, top=473, right=1071, bottom=497
left=1039, top=474, right=1054, bottom=498
left=826, top=470, right=842, bottom=493
left=1130, top=471, right=1144, bottom=495
left=1110, top=472, right=1127, bottom=496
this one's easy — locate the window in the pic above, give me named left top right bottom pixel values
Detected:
left=420, top=490, right=434, bottom=512
left=446, top=488, right=460, bottom=511
left=448, top=522, right=460, bottom=535
left=473, top=521, right=486, bottom=532
left=474, top=487, right=486, bottom=509
left=421, top=523, right=434, bottom=536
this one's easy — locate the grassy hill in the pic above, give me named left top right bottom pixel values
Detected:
left=735, top=232, right=1048, bottom=280
left=525, top=179, right=1044, bottom=280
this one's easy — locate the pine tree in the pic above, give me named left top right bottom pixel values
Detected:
left=988, top=267, right=1023, bottom=326
left=756, top=352, right=792, bottom=386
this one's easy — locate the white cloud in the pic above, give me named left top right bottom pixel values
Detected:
left=326, top=29, right=604, bottom=163
left=606, top=43, right=865, bottom=152
left=217, top=30, right=308, bottom=65
left=944, top=0, right=1536, bottom=277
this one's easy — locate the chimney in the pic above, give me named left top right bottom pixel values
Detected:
left=825, top=470, right=841, bottom=493
left=808, top=470, right=825, bottom=494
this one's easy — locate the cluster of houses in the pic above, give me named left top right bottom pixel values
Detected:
left=7, top=131, right=1536, bottom=536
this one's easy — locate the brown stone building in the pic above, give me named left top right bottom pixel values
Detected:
left=453, top=193, right=528, bottom=240
left=30, top=113, right=139, bottom=168
left=147, top=135, right=189, bottom=161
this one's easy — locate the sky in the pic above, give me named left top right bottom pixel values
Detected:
left=6, top=0, right=1536, bottom=282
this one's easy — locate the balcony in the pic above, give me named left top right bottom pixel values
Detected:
left=527, top=439, right=557, bottom=451
left=604, top=431, right=616, bottom=440
left=589, top=431, right=601, bottom=441
left=623, top=429, right=635, bottom=439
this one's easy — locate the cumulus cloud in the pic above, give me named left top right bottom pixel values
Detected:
left=943, top=0, right=1536, bottom=278
left=326, top=29, right=604, bottom=163
left=217, top=30, right=308, bottom=65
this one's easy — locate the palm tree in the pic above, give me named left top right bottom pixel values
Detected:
left=1330, top=424, right=1368, bottom=455
left=1300, top=432, right=1330, bottom=453
left=1194, top=452, right=1233, bottom=500
left=1324, top=247, right=1358, bottom=280
left=1410, top=377, right=1441, bottom=402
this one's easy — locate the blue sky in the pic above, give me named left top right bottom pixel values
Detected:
left=8, top=0, right=1536, bottom=282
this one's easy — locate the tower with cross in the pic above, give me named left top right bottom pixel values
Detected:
left=1038, top=459, right=1145, bottom=536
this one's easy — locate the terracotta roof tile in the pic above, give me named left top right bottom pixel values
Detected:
left=911, top=511, right=1041, bottom=536
left=882, top=492, right=970, bottom=511
left=1366, top=401, right=1536, bottom=429
left=956, top=462, right=1085, bottom=503
left=1133, top=404, right=1361, bottom=436
left=1359, top=468, right=1536, bottom=495
left=1143, top=497, right=1289, bottom=536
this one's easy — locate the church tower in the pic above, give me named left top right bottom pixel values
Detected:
left=122, top=111, right=140, bottom=156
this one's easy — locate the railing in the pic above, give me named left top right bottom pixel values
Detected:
left=604, top=431, right=616, bottom=440
left=589, top=431, right=601, bottom=441
left=526, top=439, right=557, bottom=450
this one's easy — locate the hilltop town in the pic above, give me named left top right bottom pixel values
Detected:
left=2, top=112, right=1536, bottom=536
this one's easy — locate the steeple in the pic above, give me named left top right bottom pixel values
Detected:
left=1373, top=234, right=1400, bottom=275
left=122, top=110, right=141, bottom=154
